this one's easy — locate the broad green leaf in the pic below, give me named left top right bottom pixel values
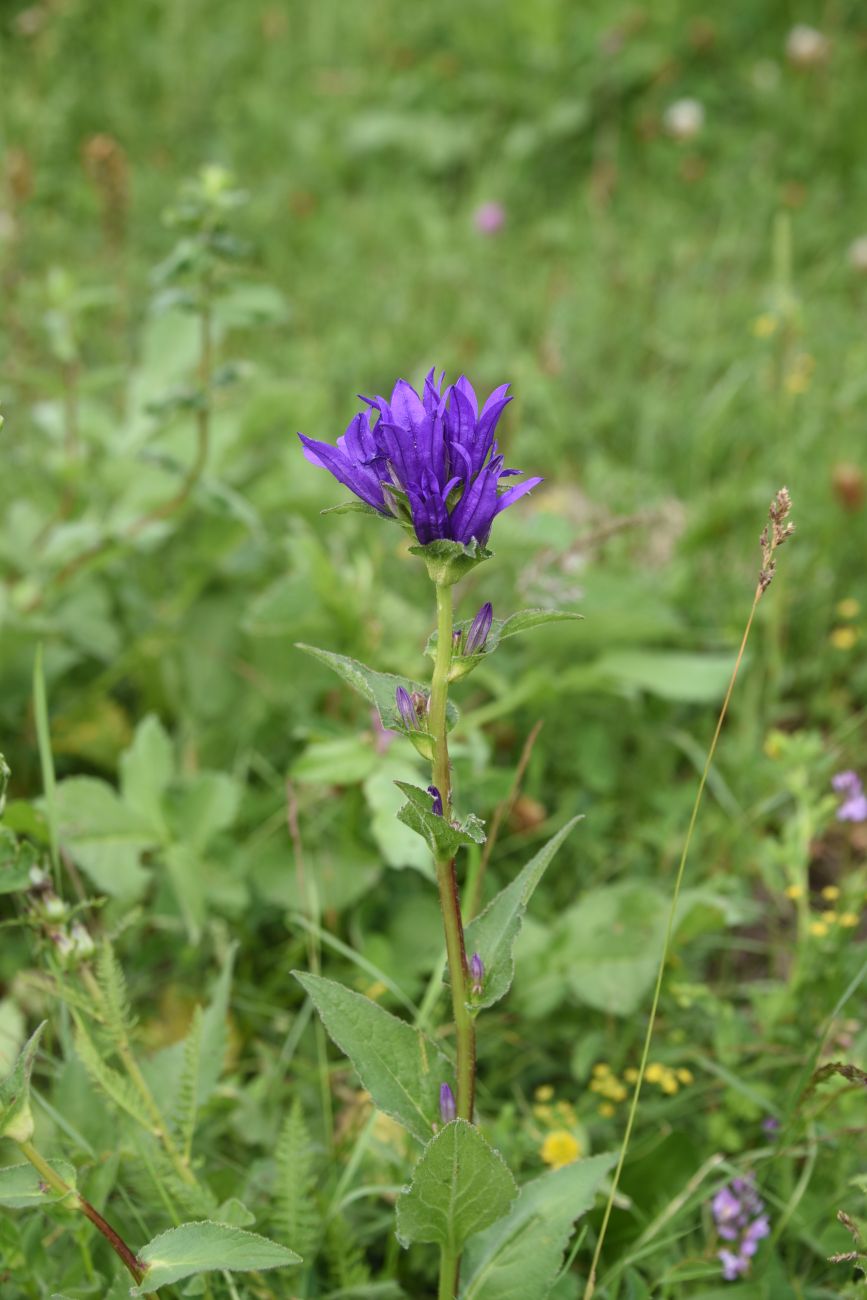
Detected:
left=292, top=736, right=380, bottom=785
left=53, top=777, right=154, bottom=899
left=586, top=650, right=737, bottom=704
left=462, top=817, right=582, bottom=1010
left=169, top=771, right=241, bottom=850
left=395, top=783, right=485, bottom=860
left=0, top=1160, right=77, bottom=1208
left=296, top=643, right=458, bottom=732
left=364, top=767, right=432, bottom=874
left=119, top=714, right=174, bottom=831
left=0, top=830, right=37, bottom=895
left=294, top=972, right=450, bottom=1144
left=133, top=1220, right=300, bottom=1292
left=396, top=1120, right=517, bottom=1253
left=0, top=1022, right=45, bottom=1143
left=462, top=1153, right=615, bottom=1300
left=563, top=884, right=667, bottom=1016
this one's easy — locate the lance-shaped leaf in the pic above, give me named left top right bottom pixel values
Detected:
left=296, top=644, right=459, bottom=732
left=427, top=608, right=581, bottom=676
left=0, top=1022, right=46, bottom=1143
left=461, top=817, right=582, bottom=1010
left=0, top=1160, right=78, bottom=1209
left=294, top=972, right=450, bottom=1144
left=396, top=1120, right=517, bottom=1253
left=395, top=783, right=485, bottom=859
left=132, top=1221, right=300, bottom=1293
left=461, top=1152, right=615, bottom=1300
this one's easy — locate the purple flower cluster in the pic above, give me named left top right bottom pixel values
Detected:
left=299, top=371, right=541, bottom=547
left=712, top=1176, right=770, bottom=1281
left=832, top=770, right=867, bottom=822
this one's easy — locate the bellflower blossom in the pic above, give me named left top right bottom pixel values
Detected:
left=299, top=371, right=542, bottom=548
left=711, top=1176, right=770, bottom=1280
left=832, top=770, right=867, bottom=823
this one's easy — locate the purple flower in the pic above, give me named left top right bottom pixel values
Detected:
left=465, top=602, right=493, bottom=655
left=439, top=1082, right=457, bottom=1124
left=427, top=785, right=444, bottom=817
left=299, top=371, right=541, bottom=548
left=469, top=952, right=484, bottom=996
left=832, top=770, right=867, bottom=822
left=718, top=1249, right=749, bottom=1281
left=473, top=201, right=506, bottom=235
left=762, top=1116, right=780, bottom=1135
left=395, top=686, right=420, bottom=732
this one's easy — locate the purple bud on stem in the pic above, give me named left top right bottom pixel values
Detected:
left=465, top=602, right=493, bottom=655
left=395, top=685, right=418, bottom=731
left=470, top=952, right=484, bottom=995
left=427, top=785, right=444, bottom=816
left=439, top=1082, right=457, bottom=1124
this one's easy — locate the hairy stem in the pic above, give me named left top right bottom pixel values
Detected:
left=18, top=1139, right=154, bottom=1295
left=429, top=581, right=477, bottom=1299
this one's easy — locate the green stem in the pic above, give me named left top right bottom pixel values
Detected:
left=18, top=1140, right=154, bottom=1295
left=429, top=581, right=477, bottom=1300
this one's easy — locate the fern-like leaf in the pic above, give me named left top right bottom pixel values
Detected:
left=73, top=1017, right=153, bottom=1132
left=172, top=1006, right=202, bottom=1163
left=325, top=1213, right=370, bottom=1290
left=96, top=939, right=136, bottom=1037
left=275, top=1100, right=320, bottom=1262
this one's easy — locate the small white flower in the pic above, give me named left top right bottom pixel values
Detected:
left=848, top=237, right=867, bottom=274
left=785, top=25, right=830, bottom=68
left=663, top=98, right=705, bottom=141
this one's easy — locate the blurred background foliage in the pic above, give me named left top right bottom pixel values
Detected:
left=1, top=0, right=867, bottom=1294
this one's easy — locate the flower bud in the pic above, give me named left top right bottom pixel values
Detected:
left=395, top=685, right=418, bottom=731
left=427, top=785, right=444, bottom=817
left=469, top=952, right=485, bottom=996
left=465, top=602, right=493, bottom=655
left=439, top=1082, right=457, bottom=1124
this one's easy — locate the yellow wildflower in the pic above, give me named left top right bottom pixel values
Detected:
left=364, top=980, right=388, bottom=1000
left=645, top=1063, right=665, bottom=1084
left=809, top=921, right=829, bottom=938
left=831, top=627, right=858, bottom=650
left=540, top=1130, right=581, bottom=1169
left=534, top=1084, right=555, bottom=1102
left=591, top=1063, right=611, bottom=1078
left=821, top=885, right=841, bottom=901
left=784, top=369, right=810, bottom=395
left=533, top=1105, right=553, bottom=1122
left=784, top=884, right=803, bottom=900
left=676, top=1068, right=694, bottom=1085
left=839, top=912, right=860, bottom=928
left=837, top=598, right=860, bottom=620
left=623, top=1067, right=639, bottom=1083
left=597, top=1103, right=615, bottom=1118
left=821, top=910, right=839, bottom=924
left=752, top=313, right=778, bottom=338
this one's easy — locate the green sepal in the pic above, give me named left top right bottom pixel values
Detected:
left=408, top=538, right=492, bottom=586
left=0, top=1022, right=46, bottom=1144
left=296, top=644, right=458, bottom=732
left=395, top=782, right=485, bottom=859
left=427, top=608, right=582, bottom=679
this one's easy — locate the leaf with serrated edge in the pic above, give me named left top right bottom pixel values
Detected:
left=395, top=782, right=485, bottom=859
left=0, top=1022, right=46, bottom=1143
left=396, top=1120, right=516, bottom=1254
left=0, top=1160, right=78, bottom=1208
left=462, top=818, right=582, bottom=1010
left=462, top=1153, right=615, bottom=1300
left=294, top=972, right=450, bottom=1144
left=296, top=644, right=458, bottom=732
left=132, top=1221, right=300, bottom=1292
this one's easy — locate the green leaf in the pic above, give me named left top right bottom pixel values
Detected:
left=0, top=1022, right=45, bottom=1143
left=320, top=500, right=383, bottom=518
left=196, top=942, right=235, bottom=1105
left=462, top=817, right=582, bottom=1010
left=0, top=1160, right=77, bottom=1208
left=275, top=1100, right=320, bottom=1260
left=296, top=644, right=459, bottom=733
left=53, top=777, right=154, bottom=900
left=395, top=783, right=485, bottom=860
left=0, top=830, right=37, bottom=895
left=462, top=1153, right=615, bottom=1300
left=563, top=883, right=667, bottom=1016
left=395, top=1120, right=516, bottom=1254
left=73, top=1018, right=154, bottom=1130
left=294, top=972, right=450, bottom=1144
left=408, top=537, right=492, bottom=585
left=586, top=650, right=737, bottom=704
left=292, top=736, right=379, bottom=785
left=133, top=1220, right=300, bottom=1292
left=119, top=714, right=175, bottom=831
left=427, top=608, right=582, bottom=669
